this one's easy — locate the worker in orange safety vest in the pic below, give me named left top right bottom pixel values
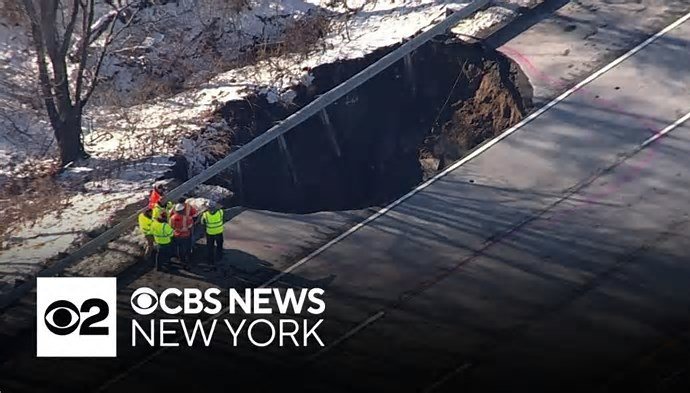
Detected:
left=148, top=183, right=165, bottom=210
left=169, top=199, right=197, bottom=267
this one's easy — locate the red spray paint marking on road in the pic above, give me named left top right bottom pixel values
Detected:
left=500, top=45, right=663, bottom=227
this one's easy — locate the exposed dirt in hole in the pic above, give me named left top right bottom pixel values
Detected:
left=209, top=37, right=532, bottom=213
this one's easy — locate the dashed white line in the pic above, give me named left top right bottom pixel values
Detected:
left=639, top=111, right=690, bottom=149
left=423, top=362, right=473, bottom=393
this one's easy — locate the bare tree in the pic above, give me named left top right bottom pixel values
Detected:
left=18, top=0, right=132, bottom=166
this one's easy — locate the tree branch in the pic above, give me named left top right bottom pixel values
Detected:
left=68, top=1, right=136, bottom=63
left=38, top=0, right=73, bottom=115
left=60, top=0, right=80, bottom=55
left=20, top=0, right=60, bottom=128
left=74, top=0, right=95, bottom=108
left=39, top=0, right=59, bottom=61
left=81, top=6, right=138, bottom=106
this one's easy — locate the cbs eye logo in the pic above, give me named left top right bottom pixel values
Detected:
left=44, top=298, right=109, bottom=336
left=130, top=287, right=158, bottom=315
left=36, top=277, right=117, bottom=357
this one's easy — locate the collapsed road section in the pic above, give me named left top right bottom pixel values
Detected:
left=190, top=38, right=533, bottom=213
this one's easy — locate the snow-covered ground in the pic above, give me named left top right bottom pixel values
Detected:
left=0, top=0, right=539, bottom=293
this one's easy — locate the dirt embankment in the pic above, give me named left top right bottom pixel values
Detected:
left=194, top=37, right=533, bottom=213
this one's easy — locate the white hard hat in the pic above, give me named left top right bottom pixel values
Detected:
left=174, top=203, right=185, bottom=212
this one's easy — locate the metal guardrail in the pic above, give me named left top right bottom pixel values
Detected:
left=0, top=0, right=490, bottom=310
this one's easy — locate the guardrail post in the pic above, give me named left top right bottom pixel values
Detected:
left=319, top=109, right=342, bottom=157
left=277, top=135, right=299, bottom=185
left=404, top=53, right=416, bottom=95
left=234, top=161, right=244, bottom=203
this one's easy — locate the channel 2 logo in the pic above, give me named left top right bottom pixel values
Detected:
left=36, top=277, right=117, bottom=357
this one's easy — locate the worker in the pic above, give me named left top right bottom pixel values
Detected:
left=150, top=211, right=174, bottom=271
left=148, top=183, right=165, bottom=209
left=137, top=208, right=154, bottom=257
left=201, top=202, right=224, bottom=268
left=170, top=202, right=195, bottom=267
left=177, top=197, right=198, bottom=219
left=152, top=197, right=173, bottom=221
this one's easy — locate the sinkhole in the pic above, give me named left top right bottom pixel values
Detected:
left=206, top=37, right=533, bottom=213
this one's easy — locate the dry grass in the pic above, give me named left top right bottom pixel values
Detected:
left=231, top=9, right=336, bottom=89
left=227, top=0, right=251, bottom=14
left=0, top=0, right=26, bottom=26
left=269, top=11, right=333, bottom=59
left=245, top=10, right=335, bottom=64
left=0, top=161, right=68, bottom=245
left=192, top=0, right=251, bottom=25
left=124, top=68, right=188, bottom=104
left=98, top=6, right=337, bottom=107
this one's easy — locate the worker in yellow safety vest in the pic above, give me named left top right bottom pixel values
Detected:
left=150, top=211, right=174, bottom=271
left=137, top=207, right=154, bottom=258
left=201, top=202, right=224, bottom=268
left=152, top=197, right=174, bottom=221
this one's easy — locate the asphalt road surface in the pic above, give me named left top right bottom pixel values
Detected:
left=2, top=5, right=690, bottom=393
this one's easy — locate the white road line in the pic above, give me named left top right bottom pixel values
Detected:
left=96, top=11, right=690, bottom=391
left=640, top=110, right=690, bottom=149
left=262, top=9, right=690, bottom=288
left=307, top=311, right=386, bottom=361
left=423, top=362, right=473, bottom=393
